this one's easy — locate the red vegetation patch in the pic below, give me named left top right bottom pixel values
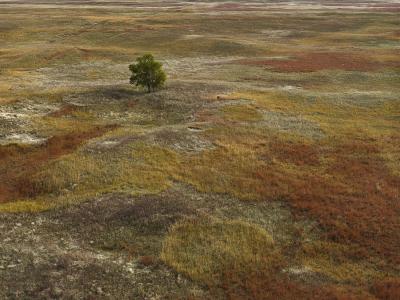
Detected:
left=369, top=3, right=400, bottom=12
left=217, top=269, right=374, bottom=300
left=234, top=52, right=400, bottom=72
left=294, top=141, right=400, bottom=264
left=371, top=278, right=400, bottom=300
left=269, top=139, right=320, bottom=166
left=255, top=138, right=400, bottom=265
left=0, top=125, right=117, bottom=203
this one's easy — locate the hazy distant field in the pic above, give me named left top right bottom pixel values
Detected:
left=0, top=0, right=399, bottom=298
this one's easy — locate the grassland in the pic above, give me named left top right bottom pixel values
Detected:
left=0, top=0, right=399, bottom=299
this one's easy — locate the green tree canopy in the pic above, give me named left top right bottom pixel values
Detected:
left=129, top=54, right=166, bottom=93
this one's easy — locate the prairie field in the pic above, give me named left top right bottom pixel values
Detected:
left=0, top=0, right=399, bottom=299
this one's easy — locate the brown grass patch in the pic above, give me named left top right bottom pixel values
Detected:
left=0, top=124, right=117, bottom=203
left=234, top=52, right=400, bottom=72
left=48, top=104, right=80, bottom=117
left=370, top=278, right=400, bottom=300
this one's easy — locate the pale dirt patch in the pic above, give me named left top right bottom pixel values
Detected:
left=0, top=101, right=59, bottom=118
left=162, top=56, right=242, bottom=79
left=280, top=85, right=302, bottom=91
left=86, top=135, right=138, bottom=151
left=261, top=111, right=325, bottom=139
left=0, top=101, right=59, bottom=138
left=93, top=140, right=121, bottom=149
left=182, top=34, right=204, bottom=40
left=260, top=30, right=293, bottom=38
left=0, top=133, right=46, bottom=145
left=151, top=128, right=214, bottom=153
left=36, top=62, right=128, bottom=89
left=0, top=191, right=208, bottom=299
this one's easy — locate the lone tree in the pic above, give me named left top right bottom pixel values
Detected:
left=129, top=54, right=166, bottom=93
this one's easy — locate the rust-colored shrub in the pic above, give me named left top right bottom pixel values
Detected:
left=138, top=255, right=156, bottom=267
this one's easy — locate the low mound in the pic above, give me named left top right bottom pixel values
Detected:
left=161, top=217, right=282, bottom=285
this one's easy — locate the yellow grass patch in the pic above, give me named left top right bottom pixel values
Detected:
left=0, top=200, right=53, bottom=213
left=2, top=142, right=179, bottom=212
left=161, top=217, right=282, bottom=285
left=300, top=241, right=386, bottom=283
left=220, top=104, right=263, bottom=122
